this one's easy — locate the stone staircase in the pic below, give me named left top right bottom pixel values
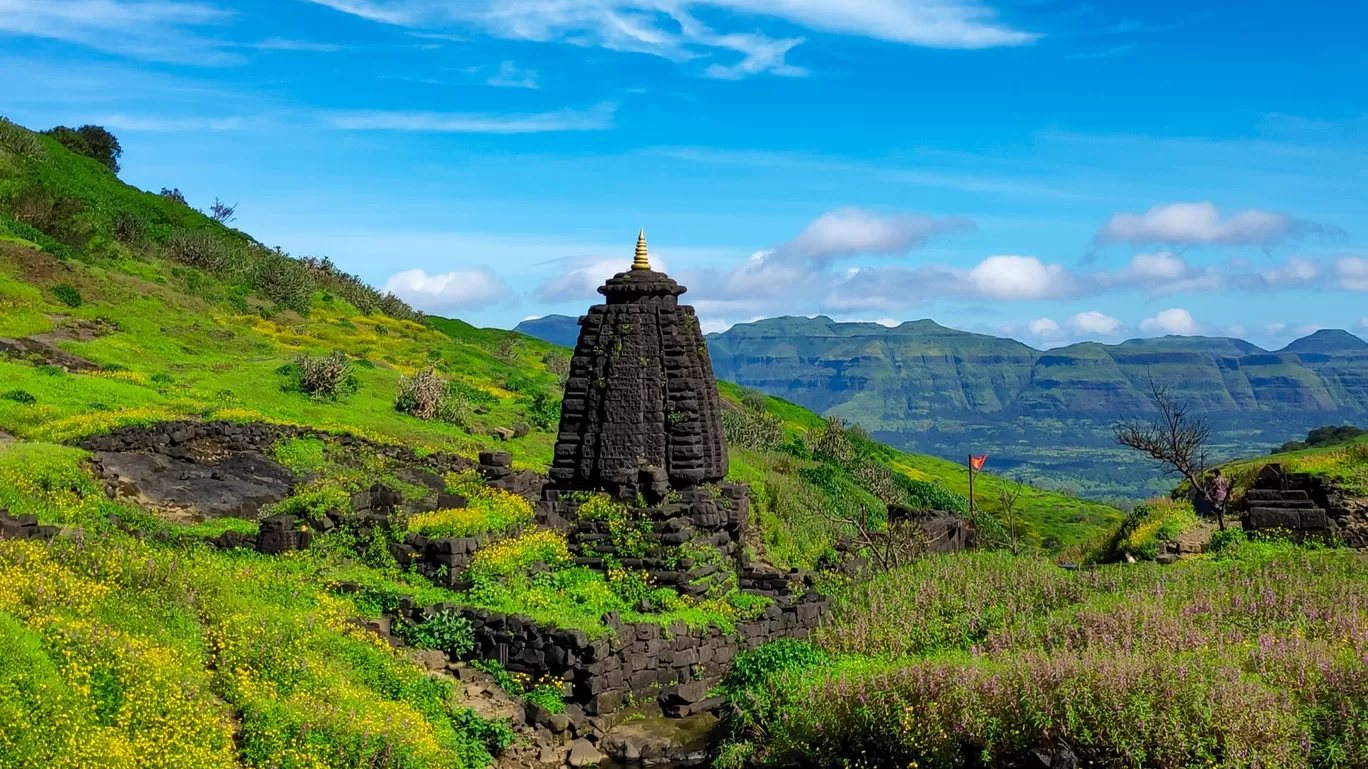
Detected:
left=1239, top=464, right=1332, bottom=543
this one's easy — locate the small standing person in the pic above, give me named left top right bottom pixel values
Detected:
left=1208, top=469, right=1230, bottom=519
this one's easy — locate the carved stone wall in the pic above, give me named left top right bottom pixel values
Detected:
left=550, top=267, right=727, bottom=497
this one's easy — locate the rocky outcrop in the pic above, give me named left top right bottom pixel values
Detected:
left=92, top=450, right=295, bottom=522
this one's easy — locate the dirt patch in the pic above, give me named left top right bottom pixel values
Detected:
left=0, top=240, right=66, bottom=284
left=34, top=315, right=117, bottom=344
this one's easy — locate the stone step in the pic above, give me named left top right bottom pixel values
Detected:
left=1245, top=499, right=1317, bottom=509
left=1246, top=507, right=1328, bottom=530
left=1244, top=489, right=1310, bottom=502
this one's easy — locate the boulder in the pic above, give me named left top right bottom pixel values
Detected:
left=567, top=739, right=605, bottom=767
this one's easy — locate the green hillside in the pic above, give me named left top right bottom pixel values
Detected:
left=700, top=315, right=1368, bottom=500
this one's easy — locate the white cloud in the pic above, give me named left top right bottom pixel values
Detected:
left=537, top=254, right=671, bottom=302
left=1027, top=317, right=1060, bottom=337
left=1095, top=201, right=1343, bottom=247
left=1335, top=257, right=1368, bottom=292
left=325, top=103, right=617, bottom=133
left=306, top=0, right=1037, bottom=79
left=1067, top=311, right=1122, bottom=335
left=784, top=207, right=975, bottom=264
left=0, top=0, right=241, bottom=65
left=968, top=255, right=1074, bottom=300
left=691, top=208, right=974, bottom=309
left=487, top=60, right=539, bottom=88
left=383, top=268, right=509, bottom=311
left=1139, top=308, right=1197, bottom=335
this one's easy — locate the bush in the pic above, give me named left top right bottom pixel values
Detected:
left=1, top=390, right=36, bottom=405
left=250, top=248, right=315, bottom=314
left=159, top=187, right=188, bottom=206
left=723, top=408, right=784, bottom=451
left=723, top=638, right=829, bottom=693
left=111, top=211, right=147, bottom=244
left=896, top=476, right=970, bottom=514
left=0, top=117, right=43, bottom=158
left=525, top=390, right=561, bottom=430
left=740, top=387, right=768, bottom=413
left=541, top=351, right=570, bottom=386
left=50, top=284, right=82, bottom=308
left=395, top=366, right=449, bottom=421
left=403, top=610, right=474, bottom=658
left=165, top=230, right=238, bottom=273
left=282, top=351, right=358, bottom=400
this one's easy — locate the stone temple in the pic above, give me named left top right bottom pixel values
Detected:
left=549, top=230, right=728, bottom=500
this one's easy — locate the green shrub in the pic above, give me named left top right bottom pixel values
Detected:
left=0, top=117, right=43, bottom=158
left=50, top=284, right=82, bottom=308
left=165, top=230, right=237, bottom=273
left=723, top=639, right=829, bottom=693
left=395, top=366, right=450, bottom=421
left=896, top=476, right=970, bottom=514
left=403, top=610, right=474, bottom=658
left=250, top=248, right=315, bottom=314
left=723, top=408, right=784, bottom=451
left=525, top=390, right=561, bottom=430
left=2, top=390, right=36, bottom=405
left=111, top=211, right=147, bottom=244
left=280, top=351, right=358, bottom=400
left=739, top=387, right=768, bottom=413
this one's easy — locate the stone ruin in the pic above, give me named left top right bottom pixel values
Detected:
left=1238, top=463, right=1368, bottom=547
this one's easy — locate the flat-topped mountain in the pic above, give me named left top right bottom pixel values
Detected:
left=704, top=317, right=1368, bottom=498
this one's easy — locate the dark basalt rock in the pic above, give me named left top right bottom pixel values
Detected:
left=550, top=233, right=727, bottom=496
left=93, top=450, right=295, bottom=520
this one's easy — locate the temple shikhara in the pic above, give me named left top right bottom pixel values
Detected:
left=547, top=230, right=728, bottom=501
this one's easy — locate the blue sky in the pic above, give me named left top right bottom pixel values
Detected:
left=2, top=0, right=1365, bottom=348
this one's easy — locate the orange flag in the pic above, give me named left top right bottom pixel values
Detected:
left=970, top=454, right=987, bottom=471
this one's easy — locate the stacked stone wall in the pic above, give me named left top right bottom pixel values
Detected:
left=361, top=590, right=831, bottom=717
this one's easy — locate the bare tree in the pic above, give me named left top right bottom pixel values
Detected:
left=209, top=197, right=238, bottom=224
left=822, top=505, right=927, bottom=573
left=998, top=477, right=1025, bottom=555
left=1114, top=378, right=1225, bottom=530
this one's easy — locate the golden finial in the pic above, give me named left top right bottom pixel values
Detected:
left=632, top=228, right=651, bottom=270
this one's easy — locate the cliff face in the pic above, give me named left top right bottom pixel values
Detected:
left=702, top=319, right=1368, bottom=499
left=705, top=319, right=1368, bottom=422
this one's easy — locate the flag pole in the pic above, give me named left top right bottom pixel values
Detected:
left=967, top=453, right=975, bottom=523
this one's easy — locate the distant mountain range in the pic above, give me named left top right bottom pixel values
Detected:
left=516, top=314, right=1368, bottom=499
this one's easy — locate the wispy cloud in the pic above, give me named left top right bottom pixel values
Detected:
left=305, top=0, right=1038, bottom=79
left=0, top=0, right=242, bottom=65
left=486, top=60, right=539, bottom=89
left=325, top=102, right=617, bottom=133
left=1065, top=43, right=1136, bottom=60
left=97, top=114, right=246, bottom=131
left=250, top=37, right=345, bottom=52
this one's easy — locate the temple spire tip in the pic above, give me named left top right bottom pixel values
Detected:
left=632, top=229, right=650, bottom=270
